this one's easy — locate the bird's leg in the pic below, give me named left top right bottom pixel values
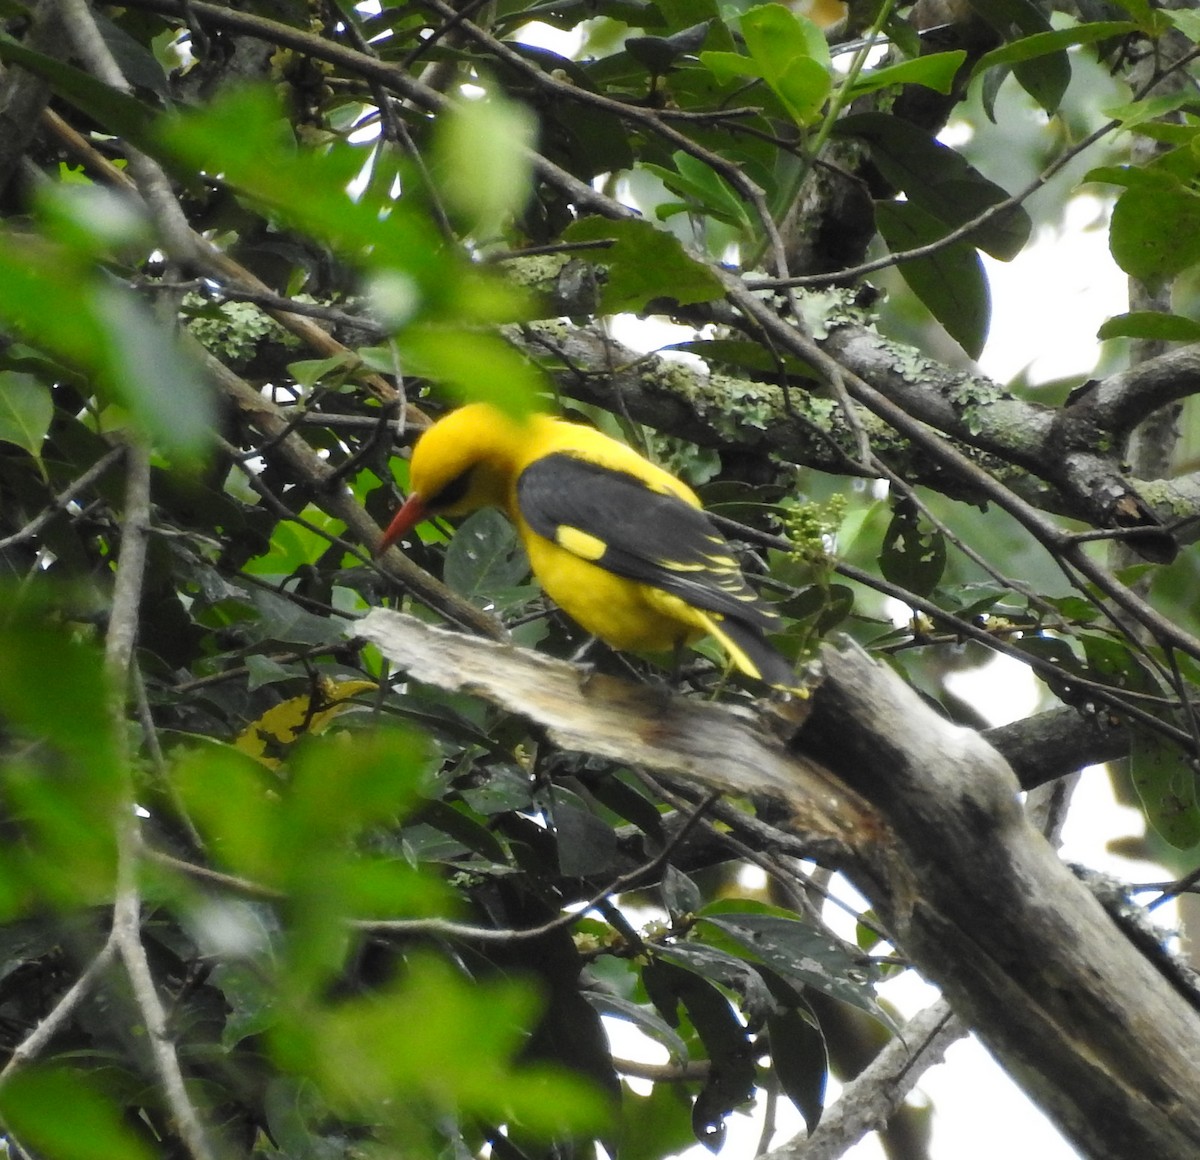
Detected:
left=570, top=635, right=600, bottom=690
left=569, top=635, right=600, bottom=665
left=668, top=639, right=687, bottom=690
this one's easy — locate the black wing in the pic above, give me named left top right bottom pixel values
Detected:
left=516, top=453, right=778, bottom=632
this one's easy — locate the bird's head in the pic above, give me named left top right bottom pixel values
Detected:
left=377, top=402, right=528, bottom=553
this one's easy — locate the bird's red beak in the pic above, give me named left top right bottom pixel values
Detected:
left=376, top=492, right=428, bottom=556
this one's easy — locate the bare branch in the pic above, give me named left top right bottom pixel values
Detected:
left=94, top=437, right=216, bottom=1160
left=765, top=999, right=962, bottom=1160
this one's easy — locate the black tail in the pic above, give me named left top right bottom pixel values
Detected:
left=711, top=615, right=799, bottom=693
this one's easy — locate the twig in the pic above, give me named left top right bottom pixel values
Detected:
left=0, top=446, right=125, bottom=551
left=355, top=790, right=721, bottom=942
left=147, top=849, right=286, bottom=900
left=764, top=999, right=962, bottom=1160
left=614, top=1056, right=709, bottom=1082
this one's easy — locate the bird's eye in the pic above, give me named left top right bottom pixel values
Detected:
left=427, top=468, right=473, bottom=511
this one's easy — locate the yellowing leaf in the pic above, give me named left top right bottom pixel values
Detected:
left=235, top=678, right=377, bottom=767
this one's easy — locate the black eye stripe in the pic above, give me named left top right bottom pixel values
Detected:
left=427, top=468, right=472, bottom=511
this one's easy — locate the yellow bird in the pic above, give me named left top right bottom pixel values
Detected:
left=378, top=402, right=795, bottom=690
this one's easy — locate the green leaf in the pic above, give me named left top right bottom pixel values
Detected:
left=155, top=87, right=456, bottom=306
left=835, top=112, right=1031, bottom=260
left=962, top=0, right=1069, bottom=114
left=398, top=326, right=545, bottom=415
left=740, top=4, right=831, bottom=126
left=1098, top=312, right=1200, bottom=342
left=274, top=953, right=612, bottom=1135
left=971, top=22, right=1136, bottom=82
left=1107, top=0, right=1165, bottom=31
left=434, top=92, right=537, bottom=235
left=0, top=1066, right=155, bottom=1160
left=698, top=49, right=762, bottom=85
left=562, top=215, right=725, bottom=310
left=0, top=234, right=215, bottom=457
left=848, top=50, right=968, bottom=99
left=93, top=285, right=216, bottom=456
left=0, top=613, right=116, bottom=781
left=1109, top=182, right=1200, bottom=282
left=879, top=500, right=948, bottom=597
left=1102, top=92, right=1198, bottom=133
left=1131, top=727, right=1200, bottom=849
left=741, top=3, right=829, bottom=73
left=1168, top=9, right=1200, bottom=42
left=617, top=1082, right=696, bottom=1160
left=444, top=509, right=530, bottom=597
left=642, top=152, right=756, bottom=232
left=661, top=338, right=818, bottom=380
left=699, top=913, right=883, bottom=1020
left=768, top=1004, right=826, bottom=1131
left=172, top=742, right=283, bottom=883
left=0, top=371, right=52, bottom=457
left=875, top=200, right=991, bottom=359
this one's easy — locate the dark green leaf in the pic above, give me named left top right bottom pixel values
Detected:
left=660, top=864, right=703, bottom=920
left=626, top=21, right=712, bottom=73
left=836, top=112, right=1031, bottom=260
left=584, top=771, right=665, bottom=841
left=970, top=22, right=1135, bottom=83
left=1097, top=311, right=1200, bottom=342
left=411, top=799, right=510, bottom=862
left=879, top=501, right=948, bottom=597
left=963, top=0, right=1069, bottom=113
left=658, top=942, right=779, bottom=1027
left=661, top=339, right=818, bottom=380
left=444, top=509, right=530, bottom=598
left=583, top=990, right=690, bottom=1062
left=699, top=913, right=883, bottom=1020
left=767, top=1003, right=827, bottom=1131
left=643, top=959, right=755, bottom=1151
left=0, top=31, right=158, bottom=144
left=551, top=797, right=620, bottom=876
left=1131, top=727, right=1200, bottom=849
left=875, top=201, right=991, bottom=358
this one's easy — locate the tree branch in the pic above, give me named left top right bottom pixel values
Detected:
left=766, top=999, right=962, bottom=1160
left=97, top=439, right=216, bottom=1160
left=354, top=607, right=1200, bottom=1159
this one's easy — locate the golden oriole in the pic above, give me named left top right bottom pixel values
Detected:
left=378, top=403, right=795, bottom=689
